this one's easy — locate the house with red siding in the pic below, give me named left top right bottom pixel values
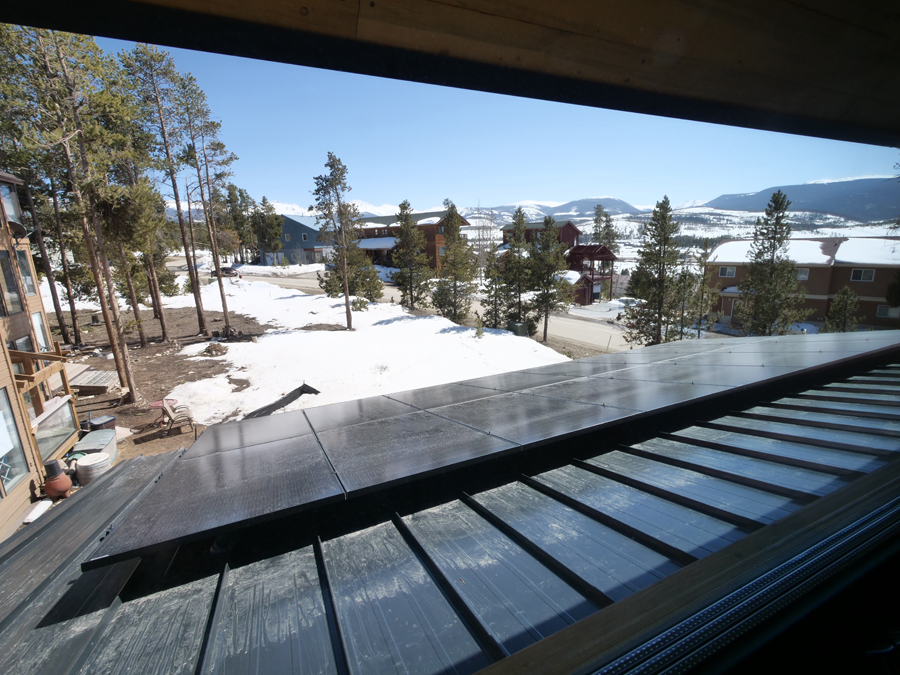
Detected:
left=710, top=237, right=900, bottom=328
left=358, top=210, right=472, bottom=269
left=500, top=220, right=582, bottom=248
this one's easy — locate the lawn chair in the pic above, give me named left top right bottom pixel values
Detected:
left=162, top=400, right=195, bottom=438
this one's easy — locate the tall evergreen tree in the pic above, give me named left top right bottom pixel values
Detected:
left=389, top=200, right=432, bottom=310
left=530, top=216, right=574, bottom=342
left=121, top=43, right=207, bottom=335
left=737, top=190, right=811, bottom=335
left=688, top=238, right=720, bottom=338
left=824, top=286, right=863, bottom=333
left=481, top=242, right=511, bottom=329
left=592, top=203, right=620, bottom=254
left=504, top=206, right=532, bottom=325
left=226, top=184, right=255, bottom=262
left=312, top=153, right=382, bottom=328
left=431, top=199, right=477, bottom=324
left=251, top=196, right=283, bottom=262
left=623, top=196, right=681, bottom=346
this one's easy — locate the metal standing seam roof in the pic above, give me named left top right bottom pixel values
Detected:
left=1, top=332, right=900, bottom=674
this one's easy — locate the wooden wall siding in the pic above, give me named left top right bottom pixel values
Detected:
left=110, top=0, right=900, bottom=146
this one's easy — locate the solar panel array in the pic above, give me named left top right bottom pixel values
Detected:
left=87, top=332, right=900, bottom=567
left=3, top=334, right=899, bottom=675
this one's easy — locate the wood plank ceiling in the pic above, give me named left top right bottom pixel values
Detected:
left=3, top=0, right=900, bottom=145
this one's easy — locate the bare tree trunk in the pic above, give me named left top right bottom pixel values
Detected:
left=192, top=139, right=231, bottom=335
left=23, top=183, right=70, bottom=344
left=186, top=178, right=200, bottom=283
left=144, top=254, right=169, bottom=342
left=118, top=241, right=147, bottom=348
left=49, top=178, right=81, bottom=344
left=151, top=76, right=206, bottom=335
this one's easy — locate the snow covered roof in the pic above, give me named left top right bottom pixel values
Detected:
left=356, top=237, right=397, bottom=250
left=710, top=238, right=843, bottom=265
left=833, top=238, right=900, bottom=265
left=559, top=270, right=584, bottom=284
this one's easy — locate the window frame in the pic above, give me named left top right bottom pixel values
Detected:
left=302, top=232, right=308, bottom=241
left=719, top=266, right=736, bottom=278
left=796, top=267, right=809, bottom=281
left=16, top=249, right=36, bottom=296
left=284, top=233, right=290, bottom=242
left=851, top=268, right=875, bottom=282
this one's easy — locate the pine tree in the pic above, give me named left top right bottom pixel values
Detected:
left=252, top=197, right=283, bottom=262
left=389, top=199, right=432, bottom=310
left=481, top=242, right=511, bottom=329
left=312, top=153, right=382, bottom=327
left=431, top=199, right=477, bottom=324
left=687, top=238, right=720, bottom=338
left=886, top=270, right=900, bottom=309
left=121, top=43, right=207, bottom=335
left=824, top=286, right=863, bottom=333
left=737, top=190, right=811, bottom=335
left=530, top=216, right=574, bottom=342
left=623, top=196, right=681, bottom=346
left=592, top=203, right=620, bottom=254
left=504, top=206, right=532, bottom=325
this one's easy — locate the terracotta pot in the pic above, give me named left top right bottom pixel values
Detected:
left=43, top=461, right=72, bottom=499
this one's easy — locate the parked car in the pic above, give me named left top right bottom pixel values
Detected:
left=211, top=266, right=238, bottom=277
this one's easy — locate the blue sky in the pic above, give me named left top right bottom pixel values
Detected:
left=97, top=37, right=897, bottom=211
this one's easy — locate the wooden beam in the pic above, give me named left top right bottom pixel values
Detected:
left=2, top=0, right=899, bottom=145
left=14, top=361, right=63, bottom=390
left=8, top=349, right=69, bottom=363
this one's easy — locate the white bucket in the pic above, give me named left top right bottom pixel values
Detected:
left=76, top=452, right=112, bottom=486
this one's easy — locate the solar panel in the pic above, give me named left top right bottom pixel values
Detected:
left=303, top=394, right=416, bottom=433
left=87, top=434, right=344, bottom=567
left=316, top=410, right=515, bottom=495
left=184, top=409, right=314, bottom=458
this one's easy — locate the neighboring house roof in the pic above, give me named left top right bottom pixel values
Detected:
left=709, top=237, right=900, bottom=266
left=567, top=244, right=618, bottom=261
left=833, top=237, right=900, bottom=265
left=0, top=171, right=23, bottom=185
left=501, top=220, right=582, bottom=232
left=281, top=213, right=319, bottom=229
left=357, top=236, right=397, bottom=250
left=360, top=210, right=449, bottom=227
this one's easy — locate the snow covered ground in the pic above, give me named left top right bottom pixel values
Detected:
left=160, top=280, right=567, bottom=424
left=231, top=262, right=325, bottom=277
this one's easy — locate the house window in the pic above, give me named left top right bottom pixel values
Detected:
left=876, top=305, right=900, bottom=319
left=16, top=250, right=36, bottom=296
left=0, top=251, right=23, bottom=315
left=284, top=233, right=290, bottom=242
left=439, top=246, right=446, bottom=256
left=797, top=268, right=809, bottom=281
left=0, top=184, right=22, bottom=224
left=302, top=233, right=308, bottom=241
left=32, top=313, right=50, bottom=352
left=0, top=387, right=29, bottom=496
left=851, top=268, right=875, bottom=282
left=719, top=266, right=736, bottom=278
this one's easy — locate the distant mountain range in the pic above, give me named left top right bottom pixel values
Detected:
left=169, top=177, right=898, bottom=236
left=703, top=177, right=898, bottom=222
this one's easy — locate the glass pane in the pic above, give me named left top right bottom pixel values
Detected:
left=35, top=399, right=78, bottom=461
left=0, top=251, right=23, bottom=314
left=0, top=388, right=29, bottom=495
left=31, top=313, right=49, bottom=351
left=0, top=184, right=22, bottom=224
left=16, top=250, right=36, bottom=296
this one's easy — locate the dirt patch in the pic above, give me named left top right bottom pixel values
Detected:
left=300, top=323, right=348, bottom=331
left=51, top=306, right=275, bottom=464
left=536, top=335, right=608, bottom=360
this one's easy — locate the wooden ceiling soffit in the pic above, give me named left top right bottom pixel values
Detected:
left=5, top=0, right=900, bottom=145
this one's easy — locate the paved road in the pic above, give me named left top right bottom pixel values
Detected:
left=167, top=257, right=629, bottom=352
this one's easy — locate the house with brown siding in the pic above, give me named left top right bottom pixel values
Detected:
left=501, top=219, right=582, bottom=248
left=358, top=210, right=472, bottom=270
left=0, top=172, right=80, bottom=538
left=710, top=237, right=900, bottom=328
